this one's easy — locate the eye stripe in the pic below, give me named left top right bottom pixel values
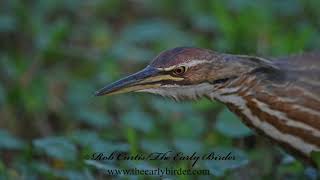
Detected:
left=155, top=60, right=211, bottom=71
left=156, top=66, right=176, bottom=71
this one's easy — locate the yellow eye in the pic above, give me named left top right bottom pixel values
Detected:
left=173, top=66, right=187, bottom=75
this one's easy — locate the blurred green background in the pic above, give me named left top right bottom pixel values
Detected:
left=0, top=0, right=319, bottom=179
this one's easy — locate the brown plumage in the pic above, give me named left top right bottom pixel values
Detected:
left=96, top=47, right=320, bottom=167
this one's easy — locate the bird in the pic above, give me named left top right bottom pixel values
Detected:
left=95, top=47, right=320, bottom=168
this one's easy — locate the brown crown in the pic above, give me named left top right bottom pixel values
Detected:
left=150, top=47, right=217, bottom=68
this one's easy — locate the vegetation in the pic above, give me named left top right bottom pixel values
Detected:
left=0, top=0, right=319, bottom=179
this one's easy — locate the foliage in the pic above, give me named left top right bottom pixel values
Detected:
left=0, top=0, right=319, bottom=179
left=215, top=108, right=252, bottom=138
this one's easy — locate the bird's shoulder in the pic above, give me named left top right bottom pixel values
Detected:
left=267, top=52, right=320, bottom=98
left=273, top=51, right=320, bottom=69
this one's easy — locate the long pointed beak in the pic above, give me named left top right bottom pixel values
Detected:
left=95, top=66, right=161, bottom=96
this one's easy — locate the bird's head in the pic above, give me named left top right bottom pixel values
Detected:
left=95, top=47, right=277, bottom=100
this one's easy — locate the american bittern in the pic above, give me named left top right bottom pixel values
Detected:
left=95, top=47, right=320, bottom=167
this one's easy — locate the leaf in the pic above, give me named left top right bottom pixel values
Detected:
left=69, top=130, right=129, bottom=153
left=191, top=14, right=217, bottom=32
left=174, top=139, right=204, bottom=154
left=67, top=80, right=94, bottom=108
left=120, top=20, right=192, bottom=45
left=0, top=130, right=25, bottom=150
left=85, top=160, right=117, bottom=170
left=0, top=85, right=6, bottom=105
left=203, top=147, right=249, bottom=176
left=31, top=161, right=52, bottom=174
left=215, top=108, right=252, bottom=138
left=281, top=154, right=296, bottom=165
left=69, top=130, right=101, bottom=146
left=311, top=151, right=320, bottom=169
left=53, top=169, right=94, bottom=180
left=152, top=98, right=195, bottom=119
left=192, top=98, right=221, bottom=111
left=33, top=137, right=77, bottom=161
left=32, top=161, right=94, bottom=180
left=171, top=117, right=205, bottom=138
left=140, top=140, right=170, bottom=153
left=0, top=15, right=17, bottom=33
left=304, top=167, right=319, bottom=180
left=111, top=19, right=195, bottom=62
left=90, top=142, right=130, bottom=154
left=0, top=55, right=18, bottom=80
left=21, top=78, right=47, bottom=113
left=111, top=42, right=154, bottom=62
left=122, top=110, right=153, bottom=133
left=91, top=24, right=112, bottom=49
left=77, top=110, right=111, bottom=128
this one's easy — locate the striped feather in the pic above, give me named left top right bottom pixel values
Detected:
left=214, top=52, right=320, bottom=167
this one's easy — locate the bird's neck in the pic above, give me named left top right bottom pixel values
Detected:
left=206, top=74, right=265, bottom=131
left=207, top=74, right=261, bottom=103
left=209, top=74, right=320, bottom=167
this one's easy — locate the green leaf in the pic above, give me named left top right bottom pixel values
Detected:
left=33, top=137, right=77, bottom=161
left=85, top=160, right=117, bottom=170
left=31, top=161, right=52, bottom=174
left=53, top=169, right=94, bottom=180
left=91, top=24, right=112, bottom=49
left=171, top=117, right=205, bottom=138
left=69, top=130, right=101, bottom=146
left=90, top=142, right=130, bottom=154
left=191, top=14, right=217, bottom=32
left=120, top=20, right=193, bottom=45
left=77, top=110, right=111, bottom=128
left=140, top=140, right=170, bottom=153
left=122, top=110, right=153, bottom=133
left=111, top=20, right=195, bottom=62
left=203, top=147, right=248, bottom=176
left=35, top=19, right=70, bottom=53
left=311, top=151, right=320, bottom=169
left=32, top=161, right=94, bottom=180
left=0, top=15, right=17, bottom=33
left=0, top=85, right=6, bottom=105
left=67, top=80, right=94, bottom=108
left=111, top=42, right=154, bottom=62
left=192, top=98, right=221, bottom=111
left=0, top=130, right=25, bottom=150
left=215, top=108, right=252, bottom=138
left=70, top=130, right=129, bottom=153
left=152, top=98, right=195, bottom=119
left=21, top=78, right=47, bottom=113
left=174, top=139, right=204, bottom=154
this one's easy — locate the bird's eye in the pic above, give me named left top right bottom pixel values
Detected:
left=172, top=66, right=187, bottom=75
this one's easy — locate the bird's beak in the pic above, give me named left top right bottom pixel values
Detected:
left=95, top=66, right=162, bottom=96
